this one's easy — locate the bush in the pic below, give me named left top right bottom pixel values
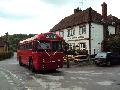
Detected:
left=64, top=49, right=88, bottom=55
left=0, top=51, right=14, bottom=60
left=76, top=49, right=88, bottom=55
left=64, top=49, right=76, bottom=55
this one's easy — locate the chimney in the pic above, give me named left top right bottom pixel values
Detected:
left=74, top=7, right=82, bottom=14
left=101, top=2, right=107, bottom=20
left=101, top=2, right=108, bottom=52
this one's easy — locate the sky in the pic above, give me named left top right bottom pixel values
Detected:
left=0, top=0, right=119, bottom=36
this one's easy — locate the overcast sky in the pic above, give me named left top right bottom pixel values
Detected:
left=0, top=0, right=119, bottom=36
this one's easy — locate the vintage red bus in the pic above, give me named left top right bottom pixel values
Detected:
left=17, top=32, right=64, bottom=72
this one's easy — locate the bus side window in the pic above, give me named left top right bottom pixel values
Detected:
left=21, top=45, right=24, bottom=50
left=19, top=45, right=23, bottom=50
left=23, top=44, right=25, bottom=50
left=27, top=43, right=30, bottom=50
left=17, top=45, right=20, bottom=50
left=29, top=43, right=32, bottom=49
left=23, top=44, right=26, bottom=50
left=19, top=44, right=23, bottom=50
left=26, top=44, right=28, bottom=50
left=33, top=41, right=37, bottom=51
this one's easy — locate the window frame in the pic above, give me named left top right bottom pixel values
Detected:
left=79, top=43, right=86, bottom=50
left=59, top=31, right=64, bottom=37
left=79, top=25, right=86, bottom=35
left=67, top=27, right=75, bottom=37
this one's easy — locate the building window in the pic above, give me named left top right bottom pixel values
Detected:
left=68, top=43, right=75, bottom=50
left=67, top=29, right=70, bottom=37
left=70, top=29, right=72, bottom=36
left=73, top=28, right=75, bottom=35
left=79, top=25, right=86, bottom=35
left=79, top=43, right=86, bottom=50
left=59, top=31, right=64, bottom=37
left=67, top=27, right=75, bottom=37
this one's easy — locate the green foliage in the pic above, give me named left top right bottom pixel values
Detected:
left=0, top=51, right=14, bottom=60
left=106, top=34, right=120, bottom=53
left=64, top=42, right=69, bottom=51
left=1, top=34, right=36, bottom=51
left=76, top=49, right=88, bottom=55
left=66, top=49, right=76, bottom=55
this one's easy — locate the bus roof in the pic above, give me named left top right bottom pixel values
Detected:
left=19, top=32, right=63, bottom=44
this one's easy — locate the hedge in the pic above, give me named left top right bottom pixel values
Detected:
left=0, top=51, right=14, bottom=60
left=64, top=49, right=88, bottom=55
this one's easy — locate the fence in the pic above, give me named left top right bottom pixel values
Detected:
left=0, top=51, right=14, bottom=60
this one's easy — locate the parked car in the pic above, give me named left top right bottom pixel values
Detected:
left=94, top=52, right=120, bottom=66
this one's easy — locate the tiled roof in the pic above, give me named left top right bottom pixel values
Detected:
left=107, top=15, right=120, bottom=24
left=50, top=7, right=120, bottom=32
left=91, top=10, right=103, bottom=23
left=50, top=8, right=89, bottom=32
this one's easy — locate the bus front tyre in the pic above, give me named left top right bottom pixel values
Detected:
left=29, top=60, right=36, bottom=73
left=19, top=57, right=23, bottom=66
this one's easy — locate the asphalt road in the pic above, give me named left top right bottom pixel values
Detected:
left=0, top=53, right=120, bottom=90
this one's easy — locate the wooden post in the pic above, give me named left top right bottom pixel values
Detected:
left=5, top=32, right=8, bottom=52
left=88, top=7, right=92, bottom=62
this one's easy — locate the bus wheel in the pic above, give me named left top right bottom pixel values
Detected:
left=19, top=56, right=23, bottom=66
left=29, top=59, right=36, bottom=73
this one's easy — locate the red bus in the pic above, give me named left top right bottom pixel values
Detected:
left=17, top=32, right=64, bottom=72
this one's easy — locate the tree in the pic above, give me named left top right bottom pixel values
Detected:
left=105, top=34, right=120, bottom=53
left=0, top=34, right=36, bottom=51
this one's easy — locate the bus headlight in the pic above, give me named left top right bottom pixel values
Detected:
left=58, top=59, right=61, bottom=61
left=52, top=61, right=55, bottom=62
left=42, top=59, right=45, bottom=63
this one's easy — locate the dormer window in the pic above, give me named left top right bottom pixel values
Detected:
left=79, top=25, right=86, bottom=35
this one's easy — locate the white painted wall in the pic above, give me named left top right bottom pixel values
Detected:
left=54, top=23, right=115, bottom=55
left=55, top=31, right=59, bottom=35
left=91, top=23, right=103, bottom=54
left=108, top=26, right=115, bottom=35
left=65, top=24, right=89, bottom=41
left=90, top=24, right=115, bottom=54
left=57, top=24, right=90, bottom=51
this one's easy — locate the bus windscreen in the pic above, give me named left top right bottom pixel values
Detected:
left=37, top=41, right=51, bottom=52
left=52, top=41, right=62, bottom=52
left=37, top=41, right=62, bottom=52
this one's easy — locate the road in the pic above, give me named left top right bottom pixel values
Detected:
left=0, top=54, right=120, bottom=90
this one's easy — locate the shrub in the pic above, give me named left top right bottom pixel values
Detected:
left=76, top=49, right=88, bottom=55
left=64, top=49, right=88, bottom=55
left=0, top=51, right=14, bottom=60
left=64, top=49, right=76, bottom=55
